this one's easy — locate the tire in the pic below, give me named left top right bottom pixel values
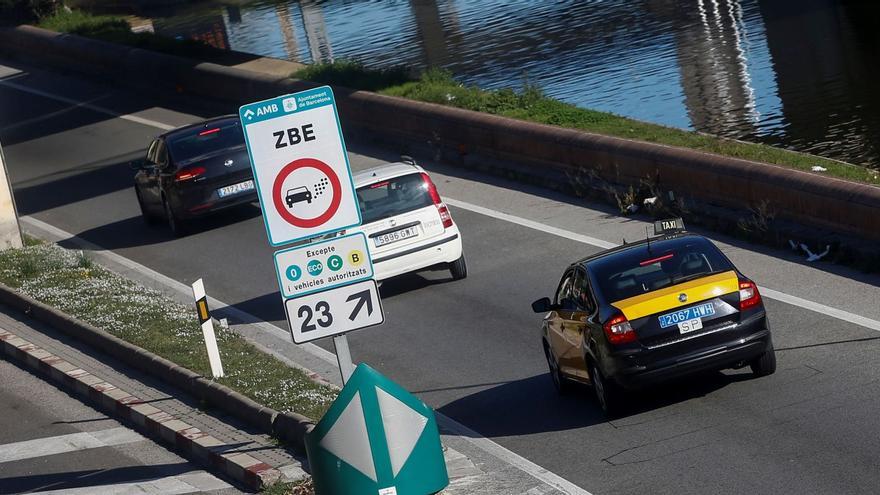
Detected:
left=590, top=361, right=624, bottom=416
left=750, top=342, right=777, bottom=376
left=544, top=341, right=571, bottom=395
left=450, top=254, right=468, bottom=280
left=164, top=198, right=189, bottom=237
left=136, top=188, right=159, bottom=226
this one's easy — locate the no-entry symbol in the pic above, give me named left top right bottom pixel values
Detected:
left=272, top=158, right=342, bottom=228
left=240, top=87, right=362, bottom=246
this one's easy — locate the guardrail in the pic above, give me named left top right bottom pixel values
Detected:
left=2, top=25, right=879, bottom=244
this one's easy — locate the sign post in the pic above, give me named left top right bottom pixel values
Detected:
left=239, top=86, right=384, bottom=384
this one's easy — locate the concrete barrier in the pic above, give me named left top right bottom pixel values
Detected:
left=2, top=25, right=879, bottom=243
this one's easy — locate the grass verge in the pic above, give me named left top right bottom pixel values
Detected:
left=38, top=9, right=220, bottom=60
left=296, top=64, right=880, bottom=186
left=0, top=239, right=336, bottom=420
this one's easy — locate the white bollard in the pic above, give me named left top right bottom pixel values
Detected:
left=0, top=141, right=23, bottom=251
left=191, top=278, right=224, bottom=378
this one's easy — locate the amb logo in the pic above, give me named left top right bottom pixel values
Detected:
left=257, top=103, right=279, bottom=116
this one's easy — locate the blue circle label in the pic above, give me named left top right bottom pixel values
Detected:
left=286, top=264, right=302, bottom=282
left=307, top=259, right=323, bottom=276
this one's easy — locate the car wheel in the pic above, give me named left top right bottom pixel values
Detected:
left=590, top=361, right=623, bottom=416
left=543, top=341, right=571, bottom=395
left=135, top=188, right=159, bottom=226
left=164, top=198, right=189, bottom=237
left=750, top=342, right=777, bottom=376
left=449, top=254, right=468, bottom=280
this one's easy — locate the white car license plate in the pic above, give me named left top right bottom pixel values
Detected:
left=218, top=180, right=254, bottom=198
left=678, top=318, right=703, bottom=334
left=374, top=226, right=419, bottom=247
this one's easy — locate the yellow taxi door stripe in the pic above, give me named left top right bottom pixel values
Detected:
left=611, top=270, right=739, bottom=321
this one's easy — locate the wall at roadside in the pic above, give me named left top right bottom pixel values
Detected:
left=1, top=25, right=879, bottom=250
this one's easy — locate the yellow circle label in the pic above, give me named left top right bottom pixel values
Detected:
left=348, top=249, right=365, bottom=267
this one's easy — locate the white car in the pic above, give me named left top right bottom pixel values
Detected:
left=349, top=158, right=466, bottom=282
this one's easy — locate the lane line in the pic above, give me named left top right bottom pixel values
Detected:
left=446, top=197, right=880, bottom=333
left=28, top=471, right=229, bottom=495
left=0, top=78, right=175, bottom=131
left=20, top=215, right=593, bottom=495
left=0, top=427, right=144, bottom=464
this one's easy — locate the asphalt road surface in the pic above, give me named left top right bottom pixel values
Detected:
left=0, top=359, right=236, bottom=494
left=2, top=59, right=880, bottom=495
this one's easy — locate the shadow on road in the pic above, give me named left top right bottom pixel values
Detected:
left=438, top=369, right=757, bottom=437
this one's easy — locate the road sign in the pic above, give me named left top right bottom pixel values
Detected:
left=286, top=279, right=384, bottom=344
left=274, top=232, right=374, bottom=299
left=305, top=363, right=449, bottom=495
left=239, top=86, right=361, bottom=247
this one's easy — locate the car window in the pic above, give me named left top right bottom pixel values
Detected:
left=592, top=237, right=735, bottom=303
left=146, top=139, right=159, bottom=164
left=356, top=173, right=433, bottom=224
left=572, top=268, right=596, bottom=313
left=167, top=121, right=244, bottom=162
left=554, top=270, right=574, bottom=309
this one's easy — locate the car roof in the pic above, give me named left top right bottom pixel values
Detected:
left=162, top=115, right=239, bottom=140
left=353, top=162, right=425, bottom=188
left=574, top=233, right=707, bottom=269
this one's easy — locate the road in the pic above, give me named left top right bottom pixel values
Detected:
left=2, top=58, right=880, bottom=495
left=0, top=359, right=236, bottom=494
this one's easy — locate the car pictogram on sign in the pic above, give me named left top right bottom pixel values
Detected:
left=286, top=186, right=313, bottom=207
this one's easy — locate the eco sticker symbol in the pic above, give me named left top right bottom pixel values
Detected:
left=307, top=259, right=324, bottom=276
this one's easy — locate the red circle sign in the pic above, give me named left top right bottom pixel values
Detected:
left=272, top=158, right=342, bottom=228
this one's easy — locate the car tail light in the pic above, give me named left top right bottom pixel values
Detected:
left=603, top=314, right=636, bottom=345
left=421, top=172, right=453, bottom=228
left=175, top=166, right=206, bottom=182
left=198, top=128, right=220, bottom=136
left=739, top=279, right=762, bottom=310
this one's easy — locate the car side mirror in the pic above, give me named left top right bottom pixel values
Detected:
left=532, top=297, right=553, bottom=313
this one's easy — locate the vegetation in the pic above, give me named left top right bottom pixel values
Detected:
left=0, top=0, right=57, bottom=23
left=0, top=240, right=337, bottom=420
left=295, top=64, right=880, bottom=186
left=37, top=8, right=218, bottom=59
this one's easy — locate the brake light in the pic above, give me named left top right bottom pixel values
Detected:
left=421, top=172, right=453, bottom=228
left=739, top=279, right=762, bottom=310
left=639, top=253, right=674, bottom=266
left=199, top=128, right=220, bottom=136
left=175, top=166, right=206, bottom=181
left=603, top=314, right=636, bottom=345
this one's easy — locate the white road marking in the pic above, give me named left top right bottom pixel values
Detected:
left=0, top=427, right=144, bottom=464
left=28, top=471, right=230, bottom=495
left=446, top=197, right=880, bottom=333
left=21, top=215, right=593, bottom=495
left=0, top=79, right=175, bottom=131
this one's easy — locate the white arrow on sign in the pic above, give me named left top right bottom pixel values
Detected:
left=285, top=279, right=384, bottom=344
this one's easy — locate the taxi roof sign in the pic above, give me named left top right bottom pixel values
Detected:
left=653, top=217, right=685, bottom=236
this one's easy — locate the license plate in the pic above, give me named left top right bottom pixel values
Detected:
left=218, top=180, right=254, bottom=198
left=658, top=302, right=715, bottom=329
left=677, top=318, right=703, bottom=334
left=374, top=226, right=419, bottom=247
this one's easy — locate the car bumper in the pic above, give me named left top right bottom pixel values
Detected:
left=177, top=190, right=258, bottom=219
left=608, top=313, right=772, bottom=389
left=372, top=229, right=463, bottom=281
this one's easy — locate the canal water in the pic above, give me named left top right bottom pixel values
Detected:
left=110, top=0, right=880, bottom=168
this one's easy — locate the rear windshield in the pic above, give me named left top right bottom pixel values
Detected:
left=591, top=237, right=735, bottom=303
left=167, top=121, right=244, bottom=162
left=356, top=173, right=433, bottom=224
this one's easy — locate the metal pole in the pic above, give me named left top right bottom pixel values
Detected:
left=0, top=140, right=23, bottom=251
left=333, top=334, right=355, bottom=384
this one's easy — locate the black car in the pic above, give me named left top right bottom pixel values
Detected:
left=133, top=116, right=257, bottom=235
left=533, top=220, right=775, bottom=415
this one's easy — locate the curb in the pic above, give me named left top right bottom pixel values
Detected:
left=0, top=283, right=315, bottom=450
left=1, top=25, right=878, bottom=249
left=0, top=326, right=281, bottom=490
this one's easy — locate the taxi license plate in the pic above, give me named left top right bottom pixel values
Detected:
left=374, top=226, right=419, bottom=247
left=658, top=302, right=715, bottom=331
left=218, top=180, right=254, bottom=198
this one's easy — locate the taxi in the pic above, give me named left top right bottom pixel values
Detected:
left=532, top=219, right=775, bottom=415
